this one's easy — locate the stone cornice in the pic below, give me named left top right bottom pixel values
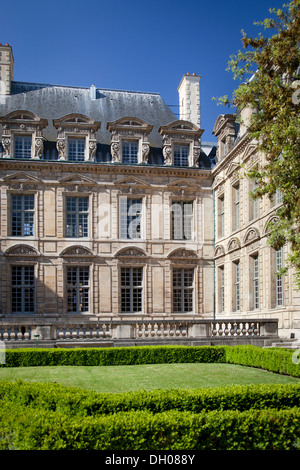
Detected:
left=211, top=132, right=251, bottom=177
left=0, top=159, right=213, bottom=180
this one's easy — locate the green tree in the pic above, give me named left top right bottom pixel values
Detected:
left=220, top=0, right=300, bottom=286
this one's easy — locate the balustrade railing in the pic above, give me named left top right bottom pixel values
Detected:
left=0, top=318, right=278, bottom=346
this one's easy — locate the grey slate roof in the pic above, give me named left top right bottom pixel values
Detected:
left=3, top=81, right=176, bottom=148
left=0, top=81, right=215, bottom=168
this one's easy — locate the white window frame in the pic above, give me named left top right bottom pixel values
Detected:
left=66, top=266, right=90, bottom=313
left=119, top=197, right=142, bottom=240
left=66, top=196, right=89, bottom=238
left=14, top=135, right=32, bottom=159
left=173, top=144, right=190, bottom=167
left=172, top=267, right=194, bottom=313
left=120, top=267, right=143, bottom=313
left=276, top=247, right=284, bottom=307
left=68, top=137, right=86, bottom=162
left=11, top=194, right=35, bottom=237
left=122, top=140, right=139, bottom=164
left=171, top=200, right=193, bottom=240
left=11, top=265, right=35, bottom=314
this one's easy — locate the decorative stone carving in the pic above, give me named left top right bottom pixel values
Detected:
left=227, top=237, right=240, bottom=253
left=53, top=114, right=101, bottom=162
left=116, top=248, right=147, bottom=258
left=158, top=120, right=203, bottom=167
left=60, top=246, right=95, bottom=257
left=5, top=244, right=40, bottom=256
left=0, top=110, right=48, bottom=159
left=243, top=227, right=260, bottom=246
left=111, top=142, right=121, bottom=162
left=107, top=117, right=153, bottom=164
left=214, top=245, right=225, bottom=258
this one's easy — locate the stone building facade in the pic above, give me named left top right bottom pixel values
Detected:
left=0, top=44, right=298, bottom=346
left=212, top=109, right=300, bottom=340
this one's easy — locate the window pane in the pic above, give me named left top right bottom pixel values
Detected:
left=14, top=136, right=32, bottom=159
left=122, top=141, right=138, bottom=164
left=68, top=138, right=85, bottom=162
left=172, top=201, right=193, bottom=240
left=121, top=267, right=143, bottom=313
left=67, top=267, right=89, bottom=313
left=120, top=198, right=142, bottom=239
left=174, top=145, right=189, bottom=166
left=11, top=195, right=34, bottom=237
left=66, top=197, right=88, bottom=237
left=11, top=266, right=34, bottom=314
left=173, top=268, right=194, bottom=313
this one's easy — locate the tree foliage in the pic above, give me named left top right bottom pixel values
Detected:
left=221, top=0, right=300, bottom=286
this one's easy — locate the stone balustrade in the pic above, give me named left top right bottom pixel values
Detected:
left=0, top=317, right=279, bottom=348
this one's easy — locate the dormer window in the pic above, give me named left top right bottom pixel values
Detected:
left=174, top=144, right=189, bottom=167
left=68, top=138, right=85, bottom=162
left=53, top=114, right=100, bottom=162
left=107, top=117, right=153, bottom=164
left=0, top=110, right=48, bottom=160
left=14, top=135, right=32, bottom=159
left=122, top=140, right=138, bottom=164
left=158, top=120, right=203, bottom=167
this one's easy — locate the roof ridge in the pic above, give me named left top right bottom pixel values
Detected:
left=12, top=81, right=161, bottom=96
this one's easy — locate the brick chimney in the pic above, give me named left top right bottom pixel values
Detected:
left=0, top=44, right=14, bottom=95
left=178, top=73, right=201, bottom=128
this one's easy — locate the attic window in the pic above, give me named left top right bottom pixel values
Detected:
left=14, top=135, right=32, bottom=159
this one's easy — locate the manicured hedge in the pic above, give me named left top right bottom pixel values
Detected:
left=2, top=344, right=300, bottom=377
left=2, top=345, right=226, bottom=367
left=1, top=380, right=300, bottom=416
left=0, top=400, right=299, bottom=450
left=225, top=345, right=300, bottom=378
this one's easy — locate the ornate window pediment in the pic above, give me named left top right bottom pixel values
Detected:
left=243, top=227, right=260, bottom=245
left=158, top=120, right=203, bottom=167
left=227, top=237, right=240, bottom=253
left=107, top=117, right=153, bottom=164
left=214, top=245, right=225, bottom=258
left=168, top=248, right=198, bottom=263
left=60, top=245, right=95, bottom=258
left=53, top=113, right=100, bottom=162
left=0, top=110, right=48, bottom=160
left=4, top=244, right=40, bottom=257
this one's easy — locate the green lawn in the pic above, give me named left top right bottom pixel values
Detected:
left=0, top=363, right=299, bottom=393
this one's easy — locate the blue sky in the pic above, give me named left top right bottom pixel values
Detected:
left=1, top=0, right=286, bottom=141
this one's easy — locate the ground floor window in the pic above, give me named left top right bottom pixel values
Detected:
left=11, top=265, right=35, bottom=314
left=67, top=266, right=89, bottom=313
left=121, top=267, right=143, bottom=313
left=173, top=268, right=194, bottom=313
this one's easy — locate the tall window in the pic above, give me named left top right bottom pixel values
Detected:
left=66, top=197, right=89, bottom=237
left=253, top=255, right=259, bottom=310
left=121, top=267, right=143, bottom=313
left=122, top=141, right=138, bottom=164
left=173, top=268, right=194, bottom=313
left=11, top=194, right=34, bottom=236
left=218, top=196, right=225, bottom=238
left=11, top=266, right=35, bottom=314
left=120, top=197, right=142, bottom=239
left=68, top=138, right=85, bottom=161
left=250, top=180, right=259, bottom=220
left=275, top=189, right=283, bottom=205
left=67, top=266, right=89, bottom=313
left=233, top=184, right=240, bottom=231
left=276, top=247, right=284, bottom=307
left=174, top=144, right=189, bottom=166
left=234, top=261, right=240, bottom=311
left=218, top=265, right=225, bottom=313
left=171, top=201, right=193, bottom=240
left=14, top=135, right=32, bottom=159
